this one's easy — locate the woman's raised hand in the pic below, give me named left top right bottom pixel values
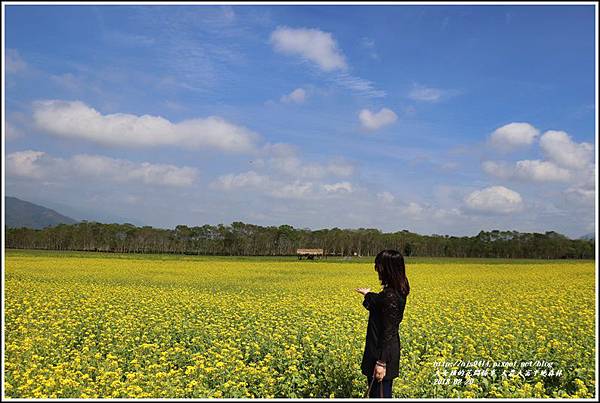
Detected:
left=355, top=287, right=371, bottom=295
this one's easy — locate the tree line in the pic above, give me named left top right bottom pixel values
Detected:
left=4, top=221, right=595, bottom=259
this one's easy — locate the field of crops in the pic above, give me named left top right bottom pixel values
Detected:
left=3, top=250, right=596, bottom=398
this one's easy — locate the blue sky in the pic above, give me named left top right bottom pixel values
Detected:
left=4, top=4, right=596, bottom=237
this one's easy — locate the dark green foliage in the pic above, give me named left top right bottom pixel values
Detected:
left=4, top=222, right=595, bottom=259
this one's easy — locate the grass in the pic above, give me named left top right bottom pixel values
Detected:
left=4, top=248, right=589, bottom=264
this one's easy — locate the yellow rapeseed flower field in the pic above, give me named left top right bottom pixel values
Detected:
left=3, top=250, right=596, bottom=398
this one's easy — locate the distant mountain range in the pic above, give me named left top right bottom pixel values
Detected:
left=5, top=196, right=145, bottom=229
left=3, top=196, right=596, bottom=240
left=5, top=196, right=78, bottom=229
left=33, top=198, right=145, bottom=227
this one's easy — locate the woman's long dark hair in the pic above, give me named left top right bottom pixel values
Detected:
left=375, top=249, right=410, bottom=297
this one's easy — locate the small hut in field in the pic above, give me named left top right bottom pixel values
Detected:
left=297, top=248, right=324, bottom=260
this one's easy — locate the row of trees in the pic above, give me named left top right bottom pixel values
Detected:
left=5, top=221, right=595, bottom=259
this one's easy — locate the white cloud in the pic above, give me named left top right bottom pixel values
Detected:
left=358, top=108, right=398, bottom=131
left=513, top=160, right=571, bottom=182
left=211, top=171, right=317, bottom=200
left=510, top=160, right=547, bottom=182
left=271, top=181, right=315, bottom=199
left=72, top=155, right=198, bottom=187
left=32, top=100, right=259, bottom=153
left=6, top=121, right=24, bottom=140
left=564, top=187, right=595, bottom=206
left=403, top=202, right=425, bottom=217
left=488, top=122, right=540, bottom=151
left=408, top=85, right=443, bottom=102
left=323, top=181, right=353, bottom=193
left=332, top=73, right=386, bottom=98
left=6, top=150, right=198, bottom=187
left=481, top=161, right=512, bottom=179
left=564, top=187, right=596, bottom=207
left=360, top=37, right=379, bottom=60
left=212, top=154, right=357, bottom=199
left=482, top=128, right=594, bottom=219
left=539, top=130, right=594, bottom=170
left=213, top=171, right=269, bottom=190
left=270, top=157, right=354, bottom=179
left=482, top=160, right=571, bottom=182
left=377, top=197, right=459, bottom=222
left=269, top=28, right=383, bottom=98
left=433, top=207, right=463, bottom=220
left=124, top=195, right=141, bottom=205
left=6, top=49, right=27, bottom=74
left=6, top=150, right=47, bottom=179
left=261, top=143, right=354, bottom=179
left=50, top=73, right=86, bottom=92
left=325, top=160, right=354, bottom=177
left=270, top=26, right=347, bottom=71
left=407, top=83, right=460, bottom=103
left=103, top=31, right=156, bottom=47
left=464, top=186, right=523, bottom=214
left=281, top=88, right=307, bottom=104
left=260, top=142, right=298, bottom=158
left=377, top=191, right=395, bottom=204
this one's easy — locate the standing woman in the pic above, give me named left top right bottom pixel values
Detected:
left=356, top=249, right=409, bottom=398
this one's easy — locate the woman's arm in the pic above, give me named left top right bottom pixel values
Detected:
left=362, top=291, right=380, bottom=311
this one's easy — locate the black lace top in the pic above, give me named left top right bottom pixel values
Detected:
left=360, top=287, right=407, bottom=380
